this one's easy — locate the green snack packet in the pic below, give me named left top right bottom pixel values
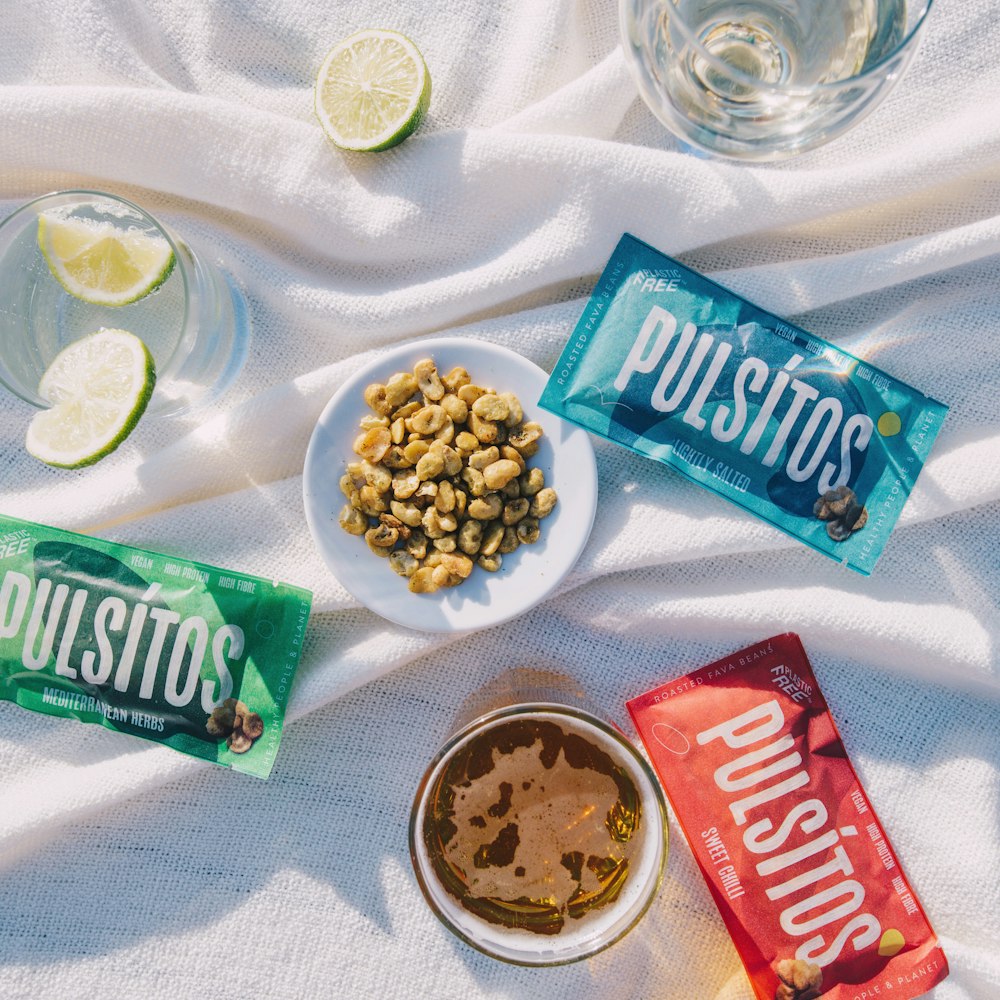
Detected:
left=539, top=234, right=948, bottom=575
left=0, top=514, right=312, bottom=778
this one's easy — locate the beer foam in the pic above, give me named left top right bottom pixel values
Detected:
left=411, top=707, right=667, bottom=964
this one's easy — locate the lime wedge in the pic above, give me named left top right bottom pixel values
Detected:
left=315, top=29, right=431, bottom=151
left=26, top=329, right=156, bottom=468
left=38, top=211, right=175, bottom=306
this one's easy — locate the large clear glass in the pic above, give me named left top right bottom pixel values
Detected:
left=620, top=0, right=934, bottom=160
left=0, top=191, right=249, bottom=416
left=409, top=668, right=668, bottom=966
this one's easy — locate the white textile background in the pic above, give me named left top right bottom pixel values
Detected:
left=1, top=1, right=999, bottom=998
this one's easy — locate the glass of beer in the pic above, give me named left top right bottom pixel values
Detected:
left=409, top=669, right=668, bottom=965
left=620, top=0, right=934, bottom=160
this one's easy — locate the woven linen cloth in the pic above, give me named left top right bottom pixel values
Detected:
left=1, top=1, right=998, bottom=998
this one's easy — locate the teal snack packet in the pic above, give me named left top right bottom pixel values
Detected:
left=0, top=514, right=312, bottom=778
left=539, top=235, right=947, bottom=574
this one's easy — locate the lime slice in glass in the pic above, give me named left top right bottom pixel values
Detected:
left=315, top=29, right=431, bottom=151
left=38, top=212, right=175, bottom=306
left=26, top=329, right=156, bottom=468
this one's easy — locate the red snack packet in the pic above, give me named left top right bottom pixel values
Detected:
left=626, top=633, right=948, bottom=1000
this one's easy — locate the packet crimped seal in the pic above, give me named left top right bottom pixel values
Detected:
left=539, top=234, right=948, bottom=574
left=0, top=513, right=312, bottom=779
left=626, top=633, right=948, bottom=1000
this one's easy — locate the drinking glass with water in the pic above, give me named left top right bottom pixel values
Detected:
left=0, top=191, right=250, bottom=419
left=620, top=0, right=934, bottom=160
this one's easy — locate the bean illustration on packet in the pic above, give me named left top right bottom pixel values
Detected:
left=540, top=234, right=948, bottom=573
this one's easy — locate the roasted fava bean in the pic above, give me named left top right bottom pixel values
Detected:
left=361, top=460, right=391, bottom=493
left=406, top=529, right=428, bottom=560
left=454, top=430, right=479, bottom=453
left=379, top=513, right=410, bottom=539
left=477, top=552, right=503, bottom=572
left=413, top=480, right=438, bottom=504
left=408, top=566, right=439, bottom=593
left=516, top=516, right=540, bottom=544
left=483, top=459, right=520, bottom=490
left=471, top=393, right=510, bottom=422
left=440, top=394, right=468, bottom=424
left=458, top=519, right=483, bottom=554
left=461, top=465, right=487, bottom=497
left=468, top=493, right=503, bottom=521
left=502, top=498, right=530, bottom=526
left=499, top=526, right=520, bottom=554
left=339, top=505, right=368, bottom=535
left=438, top=443, right=463, bottom=476
left=392, top=400, right=421, bottom=421
left=435, top=416, right=455, bottom=445
left=390, top=500, right=423, bottom=527
left=403, top=439, right=430, bottom=465
left=529, top=487, right=558, bottom=518
left=414, top=359, right=445, bottom=401
left=432, top=534, right=458, bottom=553
left=499, top=392, right=523, bottom=428
left=382, top=445, right=411, bottom=469
left=415, top=451, right=445, bottom=481
left=431, top=564, right=461, bottom=589
left=435, top=480, right=456, bottom=513
left=366, top=536, right=393, bottom=557
left=364, top=382, right=393, bottom=416
left=345, top=461, right=366, bottom=484
left=354, top=426, right=392, bottom=464
left=440, top=552, right=474, bottom=578
left=408, top=404, right=446, bottom=436
left=500, top=444, right=525, bottom=472
left=441, top=366, right=470, bottom=392
left=457, top=383, right=486, bottom=406
left=391, top=471, right=420, bottom=500
left=508, top=421, right=543, bottom=455
left=468, top=446, right=500, bottom=471
left=422, top=507, right=457, bottom=538
left=385, top=372, right=418, bottom=408
left=389, top=550, right=419, bottom=577
left=358, top=485, right=388, bottom=516
left=468, top=412, right=499, bottom=444
left=366, top=523, right=398, bottom=548
left=519, top=467, right=545, bottom=497
left=480, top=521, right=505, bottom=557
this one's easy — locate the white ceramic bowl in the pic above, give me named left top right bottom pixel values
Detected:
left=303, top=337, right=597, bottom=632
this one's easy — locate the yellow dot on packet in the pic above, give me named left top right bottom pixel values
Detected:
left=878, top=411, right=902, bottom=436
left=879, top=928, right=906, bottom=957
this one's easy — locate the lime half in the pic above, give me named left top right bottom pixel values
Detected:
left=38, top=211, right=175, bottom=306
left=315, top=29, right=430, bottom=151
left=26, top=329, right=156, bottom=468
